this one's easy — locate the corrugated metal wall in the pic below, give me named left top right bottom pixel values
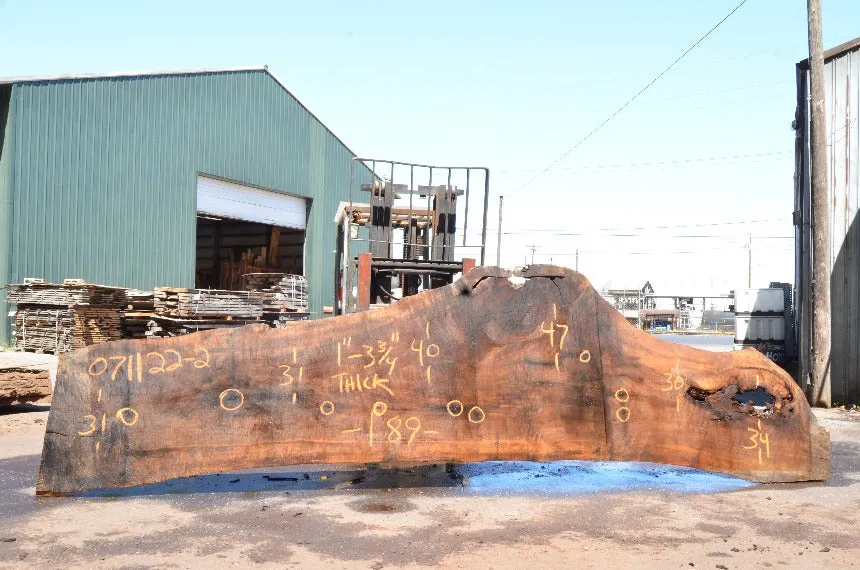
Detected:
left=0, top=70, right=368, bottom=343
left=0, top=85, right=13, bottom=346
left=796, top=45, right=860, bottom=404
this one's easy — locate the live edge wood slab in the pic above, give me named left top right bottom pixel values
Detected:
left=37, top=266, right=830, bottom=495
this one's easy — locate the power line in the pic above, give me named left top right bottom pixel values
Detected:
left=635, top=79, right=793, bottom=105
left=489, top=217, right=790, bottom=234
left=527, top=247, right=794, bottom=256
left=596, top=217, right=790, bottom=231
left=499, top=151, right=790, bottom=175
left=458, top=218, right=793, bottom=239
left=513, top=80, right=791, bottom=119
left=503, top=232, right=793, bottom=238
left=682, top=92, right=783, bottom=112
left=508, top=0, right=750, bottom=196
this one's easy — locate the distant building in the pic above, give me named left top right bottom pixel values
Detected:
left=640, top=308, right=679, bottom=331
left=601, top=281, right=655, bottom=327
left=601, top=281, right=733, bottom=332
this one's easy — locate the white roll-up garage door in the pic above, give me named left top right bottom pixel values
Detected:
left=196, top=175, right=307, bottom=230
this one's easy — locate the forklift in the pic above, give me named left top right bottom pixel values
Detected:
left=333, top=158, right=490, bottom=315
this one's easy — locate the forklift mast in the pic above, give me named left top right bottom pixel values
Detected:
left=334, top=158, right=490, bottom=315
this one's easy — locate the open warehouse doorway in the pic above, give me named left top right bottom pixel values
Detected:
left=194, top=175, right=307, bottom=290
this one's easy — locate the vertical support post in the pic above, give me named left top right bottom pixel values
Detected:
left=268, top=226, right=280, bottom=267
left=342, top=217, right=352, bottom=313
left=747, top=234, right=752, bottom=288
left=334, top=222, right=344, bottom=316
left=432, top=187, right=456, bottom=262
left=807, top=0, right=831, bottom=407
left=480, top=169, right=490, bottom=266
left=369, top=180, right=393, bottom=258
left=402, top=219, right=421, bottom=297
left=462, top=258, right=475, bottom=276
left=370, top=179, right=394, bottom=303
left=212, top=220, right=221, bottom=289
left=496, top=195, right=503, bottom=267
left=357, top=253, right=372, bottom=312
left=431, top=187, right=457, bottom=288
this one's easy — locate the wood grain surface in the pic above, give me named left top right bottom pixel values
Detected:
left=36, top=266, right=829, bottom=495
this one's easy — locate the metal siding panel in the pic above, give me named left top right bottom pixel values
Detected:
left=828, top=55, right=847, bottom=398
left=822, top=48, right=860, bottom=403
left=0, top=85, right=14, bottom=344
left=846, top=50, right=860, bottom=402
left=304, top=125, right=324, bottom=314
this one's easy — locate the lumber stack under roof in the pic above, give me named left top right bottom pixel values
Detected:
left=7, top=281, right=127, bottom=354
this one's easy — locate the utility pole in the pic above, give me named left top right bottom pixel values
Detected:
left=496, top=196, right=504, bottom=267
left=526, top=245, right=537, bottom=265
left=575, top=249, right=579, bottom=272
left=747, top=234, right=752, bottom=288
left=808, top=0, right=831, bottom=407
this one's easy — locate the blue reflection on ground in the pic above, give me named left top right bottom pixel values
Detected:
left=459, top=460, right=756, bottom=495
left=76, top=460, right=755, bottom=498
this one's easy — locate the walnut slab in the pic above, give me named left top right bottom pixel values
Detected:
left=36, top=266, right=829, bottom=495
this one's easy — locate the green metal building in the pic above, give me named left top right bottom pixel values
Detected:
left=0, top=67, right=369, bottom=343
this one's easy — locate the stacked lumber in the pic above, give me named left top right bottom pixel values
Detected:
left=15, top=307, right=122, bottom=352
left=145, top=316, right=262, bottom=338
left=268, top=312, right=310, bottom=328
left=121, top=279, right=307, bottom=341
left=242, top=272, right=285, bottom=291
left=8, top=281, right=127, bottom=354
left=121, top=313, right=154, bottom=340
left=122, top=291, right=156, bottom=339
left=0, top=367, right=52, bottom=406
left=244, top=273, right=308, bottom=313
left=8, top=282, right=127, bottom=307
left=126, top=290, right=155, bottom=312
left=154, top=288, right=265, bottom=319
left=270, top=274, right=308, bottom=311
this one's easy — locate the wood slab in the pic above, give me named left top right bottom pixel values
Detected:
left=1, top=368, right=52, bottom=406
left=37, top=266, right=829, bottom=495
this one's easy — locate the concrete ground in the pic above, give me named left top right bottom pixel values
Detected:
left=0, top=405, right=858, bottom=569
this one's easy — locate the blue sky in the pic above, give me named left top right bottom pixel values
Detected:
left=2, top=0, right=858, bottom=293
